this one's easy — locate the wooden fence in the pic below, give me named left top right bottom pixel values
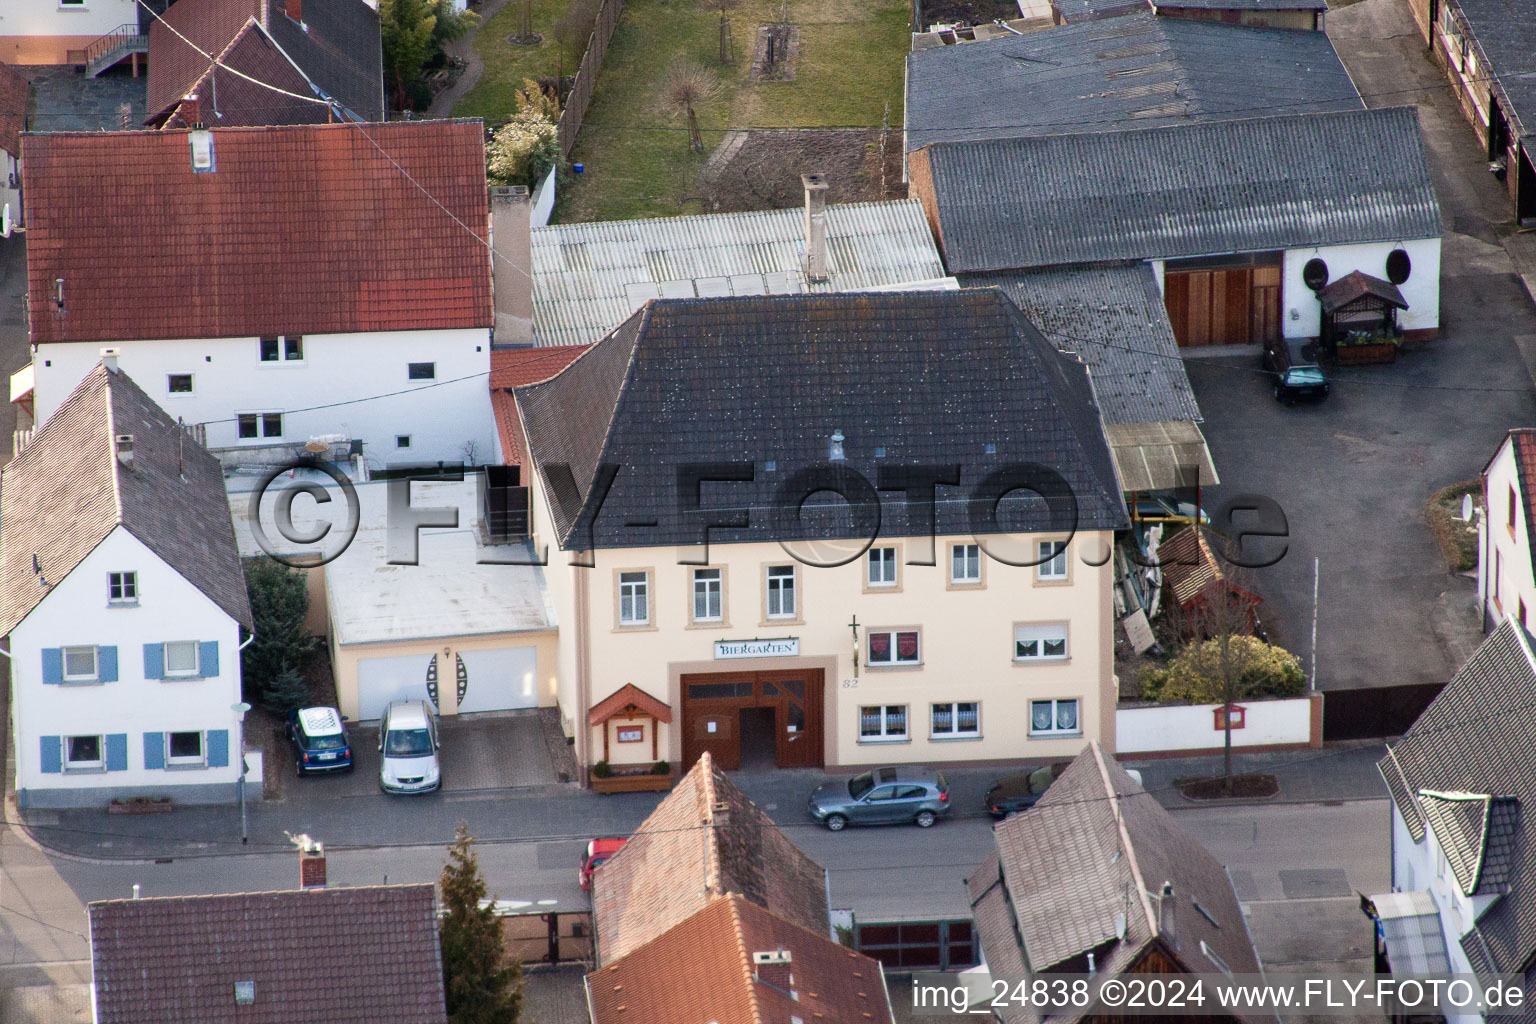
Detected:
left=556, top=0, right=625, bottom=157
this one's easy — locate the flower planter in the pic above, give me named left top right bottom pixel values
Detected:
left=1334, top=342, right=1398, bottom=366
left=109, top=797, right=173, bottom=815
left=591, top=771, right=675, bottom=794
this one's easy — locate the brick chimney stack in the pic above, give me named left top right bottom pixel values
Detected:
left=285, top=0, right=303, bottom=22
left=490, top=186, right=534, bottom=347
left=802, top=174, right=829, bottom=282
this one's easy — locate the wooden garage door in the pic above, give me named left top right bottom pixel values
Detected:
left=1165, top=268, right=1252, bottom=347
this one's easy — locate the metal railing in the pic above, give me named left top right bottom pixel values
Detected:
left=69, top=23, right=148, bottom=73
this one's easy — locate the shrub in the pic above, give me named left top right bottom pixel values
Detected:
left=1141, top=635, right=1305, bottom=704
left=592, top=760, right=612, bottom=778
left=487, top=80, right=560, bottom=189
left=652, top=759, right=670, bottom=776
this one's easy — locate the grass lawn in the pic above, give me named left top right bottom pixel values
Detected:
left=454, top=0, right=581, bottom=123
left=452, top=0, right=909, bottom=221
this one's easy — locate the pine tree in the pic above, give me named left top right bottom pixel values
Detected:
left=240, top=557, right=318, bottom=709
left=440, top=823, right=523, bottom=1024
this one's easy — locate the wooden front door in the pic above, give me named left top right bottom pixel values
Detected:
left=1251, top=264, right=1282, bottom=344
left=764, top=671, right=822, bottom=768
left=1165, top=268, right=1252, bottom=347
left=681, top=670, right=824, bottom=771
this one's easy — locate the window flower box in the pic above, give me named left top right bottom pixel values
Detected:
left=591, top=764, right=675, bottom=794
left=109, top=796, right=173, bottom=815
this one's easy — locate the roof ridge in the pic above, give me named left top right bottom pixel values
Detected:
left=1090, top=741, right=1158, bottom=938
left=567, top=305, right=648, bottom=549
left=700, top=753, right=723, bottom=898
left=725, top=895, right=768, bottom=1024
left=102, top=366, right=125, bottom=528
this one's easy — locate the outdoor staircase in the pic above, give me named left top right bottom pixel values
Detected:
left=68, top=24, right=149, bottom=78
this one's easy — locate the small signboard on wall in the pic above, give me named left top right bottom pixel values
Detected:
left=616, top=726, right=644, bottom=743
left=1213, top=705, right=1246, bottom=731
left=715, top=638, right=799, bottom=659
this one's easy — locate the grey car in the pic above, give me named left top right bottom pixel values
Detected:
left=806, top=766, right=951, bottom=831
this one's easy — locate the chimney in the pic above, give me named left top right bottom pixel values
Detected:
left=100, top=347, right=119, bottom=374
left=752, top=949, right=795, bottom=996
left=828, top=429, right=845, bottom=461
left=295, top=835, right=326, bottom=888
left=802, top=173, right=829, bottom=282
left=114, top=434, right=135, bottom=470
left=490, top=185, right=534, bottom=347
left=285, top=0, right=303, bottom=21
left=710, top=800, right=730, bottom=829
left=1158, top=882, right=1176, bottom=948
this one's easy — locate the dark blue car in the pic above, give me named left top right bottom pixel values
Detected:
left=287, top=706, right=353, bottom=775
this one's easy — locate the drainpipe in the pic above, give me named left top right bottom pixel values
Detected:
left=238, top=632, right=256, bottom=652
left=575, top=562, right=591, bottom=785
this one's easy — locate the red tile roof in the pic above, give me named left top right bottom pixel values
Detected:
left=155, top=24, right=325, bottom=130
left=0, top=61, right=28, bottom=158
left=490, top=345, right=589, bottom=464
left=588, top=682, right=672, bottom=725
left=587, top=894, right=894, bottom=1024
left=23, top=120, right=491, bottom=344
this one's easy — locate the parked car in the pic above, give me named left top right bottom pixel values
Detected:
left=986, top=764, right=1145, bottom=817
left=807, top=766, right=950, bottom=831
left=378, top=700, right=441, bottom=794
left=1262, top=336, right=1330, bottom=403
left=579, top=838, right=627, bottom=891
left=287, top=706, right=353, bottom=775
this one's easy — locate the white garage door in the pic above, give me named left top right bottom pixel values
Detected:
left=355, top=653, right=436, bottom=721
left=456, top=647, right=538, bottom=713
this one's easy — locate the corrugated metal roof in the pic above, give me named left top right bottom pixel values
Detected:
left=921, top=106, right=1442, bottom=273
left=1051, top=0, right=1150, bottom=23
left=905, top=13, right=1359, bottom=151
left=530, top=200, right=947, bottom=347
left=1450, top=0, right=1536, bottom=138
left=1159, top=0, right=1326, bottom=8
left=959, top=264, right=1198, bottom=425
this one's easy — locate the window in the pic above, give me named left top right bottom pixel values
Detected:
left=868, top=629, right=920, bottom=666
left=1029, top=699, right=1080, bottom=736
left=163, top=641, right=199, bottom=678
left=1037, top=540, right=1069, bottom=580
left=65, top=735, right=103, bottom=770
left=396, top=435, right=412, bottom=449
left=766, top=565, right=796, bottom=619
left=260, top=336, right=303, bottom=362
left=167, top=373, right=193, bottom=394
left=950, top=544, right=981, bottom=584
left=259, top=337, right=279, bottom=361
left=867, top=547, right=897, bottom=588
left=619, top=571, right=649, bottom=626
left=860, top=705, right=908, bottom=741
left=238, top=412, right=283, bottom=439
left=408, top=362, right=437, bottom=380
left=283, top=335, right=303, bottom=360
left=931, top=702, right=980, bottom=738
left=692, top=568, right=722, bottom=622
left=108, top=571, right=137, bottom=604
left=62, top=645, right=98, bottom=682
left=166, top=731, right=204, bottom=766
left=1512, top=486, right=1519, bottom=531
left=1015, top=624, right=1068, bottom=661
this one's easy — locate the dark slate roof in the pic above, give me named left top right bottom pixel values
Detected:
left=968, top=744, right=1266, bottom=1024
left=515, top=291, right=1128, bottom=551
left=0, top=364, right=253, bottom=635
left=914, top=107, right=1442, bottom=273
left=959, top=264, right=1200, bottom=426
left=1161, top=0, right=1326, bottom=8
left=905, top=14, right=1360, bottom=151
left=1451, top=0, right=1536, bottom=138
left=1377, top=618, right=1536, bottom=999
left=89, top=885, right=446, bottom=1024
left=1051, top=0, right=1150, bottom=22
left=1319, top=270, right=1408, bottom=314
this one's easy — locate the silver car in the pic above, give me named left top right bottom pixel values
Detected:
left=806, top=766, right=951, bottom=831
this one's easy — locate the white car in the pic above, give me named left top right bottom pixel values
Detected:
left=378, top=700, right=441, bottom=794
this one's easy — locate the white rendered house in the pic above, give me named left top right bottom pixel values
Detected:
left=0, top=360, right=254, bottom=808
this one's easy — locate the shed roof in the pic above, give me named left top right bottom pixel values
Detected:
left=530, top=200, right=949, bottom=347
left=489, top=345, right=591, bottom=466
left=0, top=61, right=28, bottom=158
left=1319, top=270, right=1409, bottom=313
left=588, top=683, right=671, bottom=725
left=1450, top=0, right=1536, bottom=139
left=914, top=106, right=1442, bottom=272
left=1050, top=0, right=1150, bottom=22
left=905, top=14, right=1359, bottom=151
left=1159, top=0, right=1326, bottom=8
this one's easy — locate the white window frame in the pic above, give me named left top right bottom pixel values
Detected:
left=1015, top=624, right=1069, bottom=662
left=867, top=629, right=920, bottom=666
left=408, top=361, right=437, bottom=381
left=1037, top=540, right=1069, bottom=580
left=619, top=571, right=650, bottom=626
left=62, top=645, right=99, bottom=683
left=1029, top=698, right=1080, bottom=737
left=950, top=543, right=981, bottom=584
left=692, top=568, right=723, bottom=623
left=237, top=412, right=284, bottom=440
left=867, top=546, right=897, bottom=588
left=396, top=435, right=412, bottom=449
left=165, top=730, right=206, bottom=767
left=766, top=565, right=796, bottom=619
left=166, top=373, right=194, bottom=397
left=859, top=704, right=908, bottom=742
left=64, top=734, right=105, bottom=771
left=107, top=571, right=137, bottom=604
left=163, top=641, right=200, bottom=678
left=931, top=701, right=980, bottom=739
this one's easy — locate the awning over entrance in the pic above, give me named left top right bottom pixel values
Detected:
left=588, top=683, right=672, bottom=726
left=1365, top=890, right=1451, bottom=975
left=1104, top=421, right=1219, bottom=493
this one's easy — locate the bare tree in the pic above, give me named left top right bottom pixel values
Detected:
left=662, top=59, right=718, bottom=154
left=700, top=0, right=738, bottom=64
left=552, top=0, right=599, bottom=82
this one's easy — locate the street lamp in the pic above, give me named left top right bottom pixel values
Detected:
left=231, top=701, right=252, bottom=844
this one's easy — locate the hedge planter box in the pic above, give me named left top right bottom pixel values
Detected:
left=592, top=771, right=675, bottom=794
left=109, top=797, right=173, bottom=815
left=1335, top=343, right=1398, bottom=366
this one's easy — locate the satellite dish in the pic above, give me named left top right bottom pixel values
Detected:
left=1386, top=248, right=1411, bottom=285
left=1115, top=911, right=1127, bottom=940
left=1, top=203, right=13, bottom=238
left=1460, top=493, right=1474, bottom=521
left=1302, top=257, right=1328, bottom=293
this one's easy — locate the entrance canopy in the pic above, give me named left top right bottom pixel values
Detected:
left=1319, top=271, right=1408, bottom=315
left=588, top=683, right=672, bottom=726
left=1364, top=890, right=1451, bottom=975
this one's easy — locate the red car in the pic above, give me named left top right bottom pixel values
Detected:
left=579, top=838, right=626, bottom=891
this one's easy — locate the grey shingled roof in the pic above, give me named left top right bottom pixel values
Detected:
left=959, top=264, right=1200, bottom=426
left=1050, top=0, right=1150, bottom=22
left=968, top=744, right=1266, bottom=1024
left=515, top=290, right=1128, bottom=552
left=1160, top=0, right=1326, bottom=8
left=905, top=14, right=1359, bottom=151
left=89, top=885, right=444, bottom=1023
left=0, top=364, right=253, bottom=635
left=1377, top=618, right=1536, bottom=1003
left=1450, top=0, right=1536, bottom=139
left=915, top=106, right=1442, bottom=273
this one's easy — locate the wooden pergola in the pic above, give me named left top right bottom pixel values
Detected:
left=587, top=683, right=673, bottom=762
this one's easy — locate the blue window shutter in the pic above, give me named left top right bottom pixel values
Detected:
left=41, top=649, right=62, bottom=685
left=206, top=730, right=230, bottom=768
left=198, top=641, right=219, bottom=678
left=143, top=732, right=164, bottom=770
left=143, top=643, right=164, bottom=680
left=39, top=736, right=61, bottom=774
left=98, top=646, right=118, bottom=683
left=106, top=733, right=128, bottom=772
